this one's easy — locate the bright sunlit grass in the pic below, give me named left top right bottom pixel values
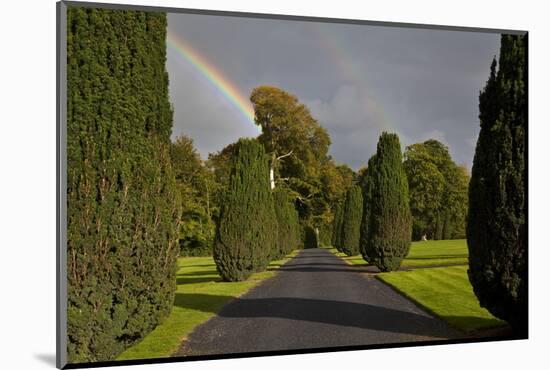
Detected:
left=377, top=266, right=507, bottom=332
left=328, top=239, right=468, bottom=268
left=118, top=250, right=298, bottom=360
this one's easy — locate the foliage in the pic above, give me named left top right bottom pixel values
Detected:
left=332, top=203, right=344, bottom=251
left=171, top=135, right=216, bottom=256
left=467, top=35, right=527, bottom=334
left=318, top=223, right=333, bottom=247
left=66, top=8, right=179, bottom=362
left=403, top=144, right=445, bottom=240
left=304, top=225, right=319, bottom=249
left=365, top=133, right=412, bottom=271
left=404, top=140, right=470, bottom=240
left=340, top=185, right=364, bottom=256
left=359, top=155, right=376, bottom=262
left=273, top=189, right=301, bottom=259
left=213, top=138, right=278, bottom=281
left=205, top=142, right=237, bottom=221
left=250, top=86, right=332, bottom=225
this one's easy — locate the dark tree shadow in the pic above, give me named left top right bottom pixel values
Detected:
left=173, top=293, right=459, bottom=339
left=173, top=292, right=235, bottom=314
left=408, top=254, right=468, bottom=260
left=177, top=270, right=219, bottom=277
left=279, top=266, right=365, bottom=273
left=281, top=262, right=355, bottom=268
left=179, top=263, right=215, bottom=268
left=176, top=276, right=223, bottom=284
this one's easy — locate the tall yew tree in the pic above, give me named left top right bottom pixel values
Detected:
left=340, top=185, right=363, bottom=256
left=467, top=34, right=527, bottom=334
left=365, top=133, right=412, bottom=271
left=214, top=138, right=278, bottom=281
left=273, top=189, right=301, bottom=259
left=331, top=204, right=339, bottom=248
left=67, top=8, right=179, bottom=362
left=332, top=203, right=344, bottom=251
left=359, top=155, right=376, bottom=263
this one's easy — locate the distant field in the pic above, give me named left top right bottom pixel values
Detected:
left=378, top=266, right=507, bottom=332
left=329, top=239, right=468, bottom=268
left=118, top=251, right=298, bottom=360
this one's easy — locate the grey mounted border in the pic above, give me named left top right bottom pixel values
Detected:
left=61, top=0, right=528, bottom=35
left=57, top=1, right=68, bottom=369
left=56, top=1, right=528, bottom=369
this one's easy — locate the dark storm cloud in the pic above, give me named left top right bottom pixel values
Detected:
left=167, top=12, right=500, bottom=169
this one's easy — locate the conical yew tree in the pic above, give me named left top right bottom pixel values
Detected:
left=214, top=138, right=278, bottom=281
left=340, top=185, right=363, bottom=256
left=467, top=34, right=527, bottom=334
left=66, top=7, right=179, bottom=362
left=332, top=203, right=344, bottom=251
left=273, top=189, right=300, bottom=259
left=359, top=155, right=376, bottom=263
left=365, top=133, right=412, bottom=271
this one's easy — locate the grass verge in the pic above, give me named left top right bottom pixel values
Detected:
left=377, top=265, right=507, bottom=332
left=328, top=239, right=468, bottom=268
left=117, top=250, right=299, bottom=360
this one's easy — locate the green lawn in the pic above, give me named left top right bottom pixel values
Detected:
left=402, top=239, right=468, bottom=267
left=328, top=239, right=468, bottom=268
left=118, top=251, right=298, bottom=360
left=377, top=266, right=507, bottom=332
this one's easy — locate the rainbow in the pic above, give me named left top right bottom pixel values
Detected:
left=310, top=24, right=393, bottom=131
left=166, top=31, right=260, bottom=132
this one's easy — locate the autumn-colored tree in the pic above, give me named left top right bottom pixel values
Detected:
left=250, top=86, right=331, bottom=225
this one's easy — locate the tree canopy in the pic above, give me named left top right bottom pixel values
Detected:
left=250, top=86, right=333, bottom=225
left=404, top=140, right=469, bottom=240
left=171, top=135, right=217, bottom=256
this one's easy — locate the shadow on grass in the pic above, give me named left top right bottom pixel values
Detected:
left=290, top=255, right=334, bottom=259
left=178, top=265, right=216, bottom=270
left=173, top=293, right=458, bottom=339
left=173, top=292, right=234, bottom=314
left=407, top=254, right=468, bottom=260
left=176, top=276, right=223, bottom=285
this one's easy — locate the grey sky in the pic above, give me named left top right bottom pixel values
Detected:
left=167, top=12, right=500, bottom=170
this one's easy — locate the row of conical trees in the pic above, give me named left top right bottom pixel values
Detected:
left=332, top=133, right=412, bottom=272
left=331, top=35, right=527, bottom=335
left=65, top=5, right=526, bottom=362
left=214, top=138, right=301, bottom=281
left=65, top=8, right=304, bottom=361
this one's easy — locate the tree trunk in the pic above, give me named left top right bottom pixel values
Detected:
left=270, top=153, right=275, bottom=189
